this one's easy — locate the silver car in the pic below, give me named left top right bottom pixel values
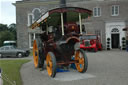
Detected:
left=0, top=46, right=30, bottom=58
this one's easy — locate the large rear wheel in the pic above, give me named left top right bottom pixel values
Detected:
left=33, top=38, right=44, bottom=68
left=46, top=52, right=56, bottom=78
left=75, top=49, right=88, bottom=73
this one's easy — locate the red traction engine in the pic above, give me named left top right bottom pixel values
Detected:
left=80, top=34, right=102, bottom=52
left=30, top=7, right=92, bottom=77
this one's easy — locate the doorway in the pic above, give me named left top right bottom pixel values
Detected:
left=111, top=34, right=120, bottom=48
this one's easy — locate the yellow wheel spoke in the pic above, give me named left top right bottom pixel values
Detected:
left=49, top=61, right=53, bottom=68
left=75, top=50, right=85, bottom=72
left=79, top=58, right=84, bottom=64
left=33, top=40, right=39, bottom=68
left=76, top=64, right=80, bottom=70
left=75, top=51, right=80, bottom=58
left=46, top=53, right=53, bottom=76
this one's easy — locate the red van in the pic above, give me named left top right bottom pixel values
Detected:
left=80, top=34, right=102, bottom=52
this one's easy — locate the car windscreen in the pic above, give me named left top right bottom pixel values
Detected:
left=4, top=43, right=16, bottom=46
left=80, top=35, right=97, bottom=40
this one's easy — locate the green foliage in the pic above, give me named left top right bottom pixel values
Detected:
left=0, top=59, right=30, bottom=85
left=0, top=23, right=16, bottom=47
left=8, top=23, right=17, bottom=40
left=0, top=24, right=8, bottom=31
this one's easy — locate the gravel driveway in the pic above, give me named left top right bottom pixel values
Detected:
left=20, top=50, right=128, bottom=85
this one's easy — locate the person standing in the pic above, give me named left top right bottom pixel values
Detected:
left=0, top=68, right=3, bottom=85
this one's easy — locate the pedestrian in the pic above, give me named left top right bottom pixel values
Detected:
left=0, top=68, right=2, bottom=85
left=0, top=68, right=1, bottom=77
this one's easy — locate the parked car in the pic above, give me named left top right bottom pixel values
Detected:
left=3, top=40, right=16, bottom=47
left=80, top=34, right=102, bottom=52
left=0, top=46, right=30, bottom=58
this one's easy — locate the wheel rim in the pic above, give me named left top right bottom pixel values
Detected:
left=75, top=50, right=85, bottom=72
left=0, top=54, right=2, bottom=57
left=46, top=53, right=53, bottom=76
left=18, top=53, right=22, bottom=58
left=33, top=40, right=39, bottom=68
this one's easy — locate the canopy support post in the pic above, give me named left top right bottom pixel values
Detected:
left=79, top=13, right=82, bottom=35
left=61, top=13, right=64, bottom=35
left=34, top=33, right=36, bottom=40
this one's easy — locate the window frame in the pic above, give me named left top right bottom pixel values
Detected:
left=111, top=5, right=119, bottom=16
left=93, top=7, right=101, bottom=17
left=29, top=33, right=35, bottom=49
left=32, top=8, right=41, bottom=22
left=29, top=33, right=41, bottom=49
left=27, top=13, right=34, bottom=26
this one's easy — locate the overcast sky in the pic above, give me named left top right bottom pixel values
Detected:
left=0, top=0, right=21, bottom=26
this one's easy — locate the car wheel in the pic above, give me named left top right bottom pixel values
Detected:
left=0, top=53, right=2, bottom=58
left=25, top=51, right=30, bottom=57
left=17, top=53, right=23, bottom=58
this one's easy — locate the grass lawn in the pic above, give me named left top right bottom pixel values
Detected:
left=0, top=59, right=30, bottom=85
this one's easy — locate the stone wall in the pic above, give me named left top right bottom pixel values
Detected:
left=16, top=6, right=29, bottom=49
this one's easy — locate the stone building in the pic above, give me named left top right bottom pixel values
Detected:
left=13, top=0, right=128, bottom=50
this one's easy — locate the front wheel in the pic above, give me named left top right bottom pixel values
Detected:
left=75, top=49, right=88, bottom=73
left=46, top=52, right=57, bottom=78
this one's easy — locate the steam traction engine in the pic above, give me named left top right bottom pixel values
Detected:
left=30, top=7, right=92, bottom=77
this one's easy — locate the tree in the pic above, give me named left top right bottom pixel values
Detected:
left=0, top=24, right=8, bottom=31
left=8, top=23, right=17, bottom=40
left=0, top=23, right=16, bottom=46
left=0, top=31, right=15, bottom=46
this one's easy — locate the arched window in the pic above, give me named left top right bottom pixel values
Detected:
left=111, top=28, right=119, bottom=33
left=32, top=8, right=41, bottom=21
left=28, top=13, right=33, bottom=26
